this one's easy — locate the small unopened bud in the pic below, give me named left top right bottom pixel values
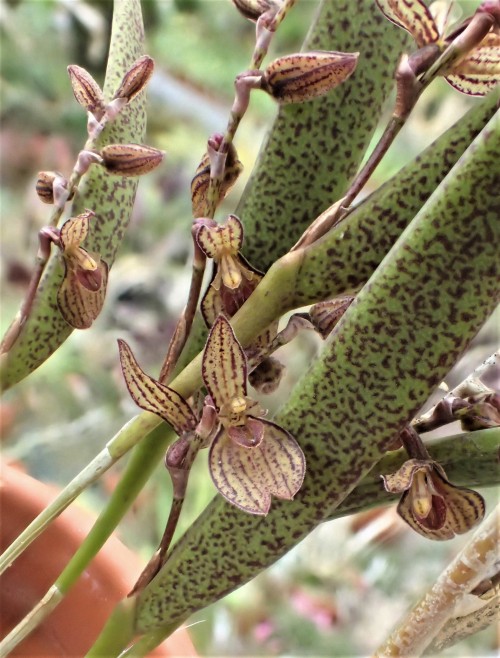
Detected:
left=36, top=171, right=71, bottom=205
left=67, top=65, right=106, bottom=120
left=191, top=138, right=243, bottom=217
left=261, top=51, right=359, bottom=104
left=231, top=0, right=273, bottom=21
left=100, top=143, right=165, bottom=177
left=249, top=357, right=285, bottom=394
left=113, top=55, right=154, bottom=103
left=309, top=295, right=355, bottom=338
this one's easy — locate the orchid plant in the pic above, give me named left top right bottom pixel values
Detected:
left=0, top=0, right=499, bottom=656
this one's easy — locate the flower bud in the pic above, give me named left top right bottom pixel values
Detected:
left=191, top=140, right=243, bottom=217
left=231, top=0, right=273, bottom=21
left=261, top=51, right=359, bottom=104
left=100, top=143, right=164, bottom=177
left=35, top=171, right=73, bottom=205
left=113, top=55, right=154, bottom=103
left=67, top=65, right=106, bottom=120
left=309, top=295, right=355, bottom=338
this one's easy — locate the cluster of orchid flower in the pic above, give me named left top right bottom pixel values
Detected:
left=16, top=0, right=498, bottom=578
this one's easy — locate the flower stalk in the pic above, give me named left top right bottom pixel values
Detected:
left=294, top=0, right=500, bottom=248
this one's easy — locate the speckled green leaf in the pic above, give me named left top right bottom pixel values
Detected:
left=172, top=92, right=498, bottom=378
left=134, top=113, right=500, bottom=633
left=1, top=0, right=147, bottom=390
left=238, top=0, right=411, bottom=271
left=280, top=93, right=500, bottom=311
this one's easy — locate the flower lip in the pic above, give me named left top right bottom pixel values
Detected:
left=382, top=458, right=485, bottom=540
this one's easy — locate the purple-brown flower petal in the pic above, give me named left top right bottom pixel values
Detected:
left=397, top=478, right=485, bottom=540
left=196, top=215, right=254, bottom=290
left=309, top=295, right=355, bottom=338
left=56, top=211, right=109, bottom=328
left=196, top=214, right=244, bottom=259
left=67, top=65, right=106, bottom=120
left=209, top=420, right=305, bottom=515
left=202, top=315, right=247, bottom=411
left=375, top=0, right=440, bottom=47
left=231, top=0, right=272, bottom=22
left=112, top=55, right=154, bottom=103
left=59, top=211, right=93, bottom=250
left=100, top=144, right=164, bottom=177
left=227, top=417, right=265, bottom=448
left=201, top=262, right=261, bottom=326
left=118, top=339, right=197, bottom=434
left=57, top=258, right=108, bottom=329
left=446, top=33, right=500, bottom=95
left=191, top=144, right=243, bottom=218
left=381, top=458, right=425, bottom=493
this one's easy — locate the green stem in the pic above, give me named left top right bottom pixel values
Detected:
left=0, top=585, right=64, bottom=655
left=1, top=424, right=170, bottom=655
left=0, top=412, right=164, bottom=575
left=85, top=599, right=136, bottom=658
left=119, top=629, right=169, bottom=658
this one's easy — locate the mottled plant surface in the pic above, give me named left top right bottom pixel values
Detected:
left=172, top=91, right=497, bottom=377
left=134, top=114, right=499, bottom=633
left=238, top=0, right=411, bottom=270
left=1, top=0, right=146, bottom=390
left=2, top=1, right=499, bottom=655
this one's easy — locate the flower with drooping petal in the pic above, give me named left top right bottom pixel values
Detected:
left=191, top=137, right=243, bottom=218
left=118, top=339, right=197, bottom=435
left=57, top=211, right=108, bottom=329
left=375, top=0, right=500, bottom=95
left=196, top=214, right=263, bottom=327
left=382, top=458, right=485, bottom=540
left=196, top=214, right=257, bottom=291
left=202, top=315, right=305, bottom=515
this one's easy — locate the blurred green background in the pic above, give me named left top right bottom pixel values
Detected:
left=1, top=0, right=497, bottom=655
